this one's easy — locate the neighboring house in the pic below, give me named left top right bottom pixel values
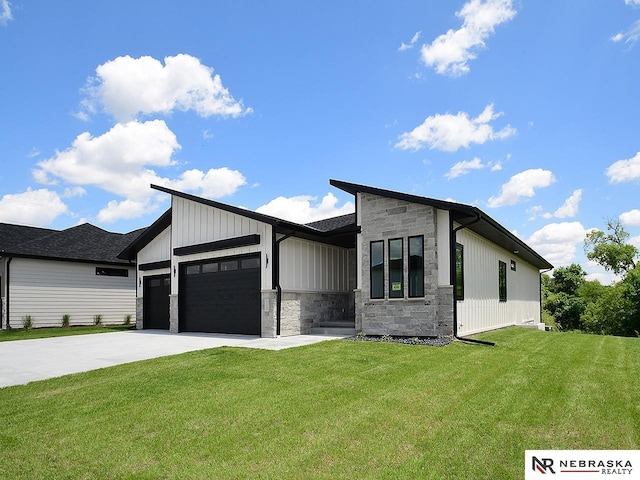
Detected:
left=0, top=223, right=141, bottom=329
left=119, top=179, right=553, bottom=339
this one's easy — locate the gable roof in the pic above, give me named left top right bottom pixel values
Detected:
left=0, top=222, right=143, bottom=265
left=306, top=213, right=356, bottom=232
left=330, top=179, right=553, bottom=270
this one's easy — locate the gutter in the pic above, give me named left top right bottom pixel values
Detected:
left=273, top=228, right=297, bottom=336
left=450, top=211, right=495, bottom=347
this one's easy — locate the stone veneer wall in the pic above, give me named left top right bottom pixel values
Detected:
left=136, top=297, right=143, bottom=330
left=358, top=193, right=453, bottom=338
left=261, top=290, right=277, bottom=338
left=280, top=291, right=352, bottom=336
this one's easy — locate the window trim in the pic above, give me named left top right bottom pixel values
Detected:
left=408, top=235, right=424, bottom=298
left=455, top=243, right=464, bottom=301
left=388, top=238, right=404, bottom=298
left=370, top=240, right=385, bottom=299
left=499, top=260, right=507, bottom=302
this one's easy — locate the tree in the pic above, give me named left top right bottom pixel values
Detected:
left=543, top=264, right=587, bottom=331
left=584, top=219, right=639, bottom=275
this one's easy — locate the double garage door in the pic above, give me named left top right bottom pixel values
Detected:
left=179, top=254, right=261, bottom=335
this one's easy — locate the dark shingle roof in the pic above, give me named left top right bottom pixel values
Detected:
left=306, top=213, right=356, bottom=232
left=0, top=222, right=143, bottom=265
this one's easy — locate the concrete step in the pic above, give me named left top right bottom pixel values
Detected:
left=310, top=326, right=356, bottom=336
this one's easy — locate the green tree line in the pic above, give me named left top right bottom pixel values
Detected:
left=542, top=220, right=640, bottom=337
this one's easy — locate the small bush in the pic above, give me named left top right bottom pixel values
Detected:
left=22, top=315, right=33, bottom=330
left=93, top=314, right=103, bottom=326
left=124, top=314, right=132, bottom=326
left=356, top=331, right=366, bottom=338
left=62, top=314, right=71, bottom=328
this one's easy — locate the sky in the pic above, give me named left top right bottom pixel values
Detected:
left=1, top=0, right=639, bottom=284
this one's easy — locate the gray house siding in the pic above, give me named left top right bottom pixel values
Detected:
left=357, top=192, right=453, bottom=337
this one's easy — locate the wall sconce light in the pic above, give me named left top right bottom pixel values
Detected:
left=173, top=265, right=176, bottom=277
left=139, top=278, right=141, bottom=287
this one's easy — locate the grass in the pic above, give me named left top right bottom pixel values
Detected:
left=0, top=325, right=135, bottom=342
left=0, top=327, right=638, bottom=479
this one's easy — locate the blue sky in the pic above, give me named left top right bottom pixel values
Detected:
left=1, top=0, right=639, bottom=283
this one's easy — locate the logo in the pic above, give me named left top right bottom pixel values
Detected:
left=532, top=456, right=555, bottom=474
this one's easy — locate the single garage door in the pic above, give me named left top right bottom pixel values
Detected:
left=143, top=274, right=170, bottom=329
left=179, top=254, right=261, bottom=334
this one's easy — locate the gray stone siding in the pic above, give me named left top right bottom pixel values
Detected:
left=136, top=297, right=143, bottom=330
left=261, top=290, right=277, bottom=338
left=280, top=291, right=352, bottom=336
left=357, top=192, right=453, bottom=337
left=169, top=294, right=179, bottom=333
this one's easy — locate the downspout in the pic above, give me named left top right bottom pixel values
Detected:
left=450, top=212, right=495, bottom=346
left=273, top=229, right=296, bottom=336
left=4, top=256, right=12, bottom=329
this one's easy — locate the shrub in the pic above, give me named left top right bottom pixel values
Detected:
left=22, top=315, right=33, bottom=329
left=124, top=314, right=132, bottom=326
left=62, top=314, right=71, bottom=328
left=93, top=314, right=103, bottom=326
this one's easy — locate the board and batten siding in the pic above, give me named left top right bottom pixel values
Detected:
left=170, top=196, right=274, bottom=293
left=456, top=227, right=541, bottom=335
left=279, top=237, right=350, bottom=292
left=8, top=258, right=136, bottom=328
left=137, top=226, right=171, bottom=296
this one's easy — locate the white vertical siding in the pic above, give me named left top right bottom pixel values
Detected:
left=138, top=226, right=171, bottom=265
left=456, top=228, right=541, bottom=335
left=170, top=197, right=273, bottom=293
left=279, top=237, right=349, bottom=292
left=9, top=258, right=136, bottom=328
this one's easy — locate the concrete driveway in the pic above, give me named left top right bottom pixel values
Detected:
left=0, top=330, right=350, bottom=388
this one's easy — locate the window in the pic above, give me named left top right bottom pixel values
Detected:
left=220, top=260, right=238, bottom=272
left=455, top=244, right=464, bottom=301
left=389, top=238, right=403, bottom=298
left=201, top=262, right=218, bottom=274
left=185, top=264, right=200, bottom=275
left=408, top=236, right=424, bottom=297
left=499, top=260, right=507, bottom=302
left=96, top=267, right=128, bottom=277
left=370, top=241, right=384, bottom=299
left=241, top=257, right=260, bottom=269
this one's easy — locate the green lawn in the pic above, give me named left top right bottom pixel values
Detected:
left=0, top=328, right=637, bottom=479
left=0, top=325, right=134, bottom=342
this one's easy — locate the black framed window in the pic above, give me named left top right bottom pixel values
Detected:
left=370, top=241, right=384, bottom=299
left=96, top=267, right=128, bottom=277
left=499, top=260, right=507, bottom=302
left=408, top=236, right=424, bottom=297
left=455, top=244, right=464, bottom=301
left=389, top=238, right=403, bottom=298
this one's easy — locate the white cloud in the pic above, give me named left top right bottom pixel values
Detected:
left=620, top=208, right=640, bottom=226
left=0, top=0, right=12, bottom=26
left=33, top=120, right=246, bottom=223
left=487, top=169, right=556, bottom=207
left=395, top=104, right=515, bottom=152
left=399, top=31, right=422, bottom=51
left=630, top=235, right=640, bottom=249
left=611, top=18, right=640, bottom=45
left=80, top=54, right=252, bottom=122
left=62, top=186, right=86, bottom=198
left=548, top=189, right=582, bottom=219
left=0, top=188, right=68, bottom=226
left=446, top=157, right=485, bottom=179
left=527, top=221, right=590, bottom=267
left=625, top=0, right=640, bottom=5
left=256, top=193, right=355, bottom=224
left=606, top=151, right=640, bottom=182
left=421, top=0, right=516, bottom=76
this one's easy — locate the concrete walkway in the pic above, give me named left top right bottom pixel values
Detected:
left=0, top=330, right=351, bottom=388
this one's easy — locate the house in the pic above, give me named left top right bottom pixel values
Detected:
left=118, top=179, right=553, bottom=339
left=0, top=223, right=141, bottom=329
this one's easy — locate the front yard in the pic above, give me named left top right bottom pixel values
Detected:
left=0, top=328, right=637, bottom=479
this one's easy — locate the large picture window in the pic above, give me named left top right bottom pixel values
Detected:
left=499, top=260, right=507, bottom=302
left=455, top=244, right=464, bottom=301
left=370, top=241, right=384, bottom=299
left=389, top=238, right=403, bottom=298
left=408, top=236, right=424, bottom=297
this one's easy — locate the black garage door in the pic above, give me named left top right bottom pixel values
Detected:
left=179, top=254, right=261, bottom=334
left=143, top=274, right=170, bottom=329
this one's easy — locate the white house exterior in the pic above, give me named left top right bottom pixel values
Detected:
left=0, top=223, right=139, bottom=329
left=119, top=180, right=552, bottom=339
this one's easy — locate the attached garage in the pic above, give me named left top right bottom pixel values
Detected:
left=179, top=254, right=261, bottom=335
left=143, top=274, right=170, bottom=329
